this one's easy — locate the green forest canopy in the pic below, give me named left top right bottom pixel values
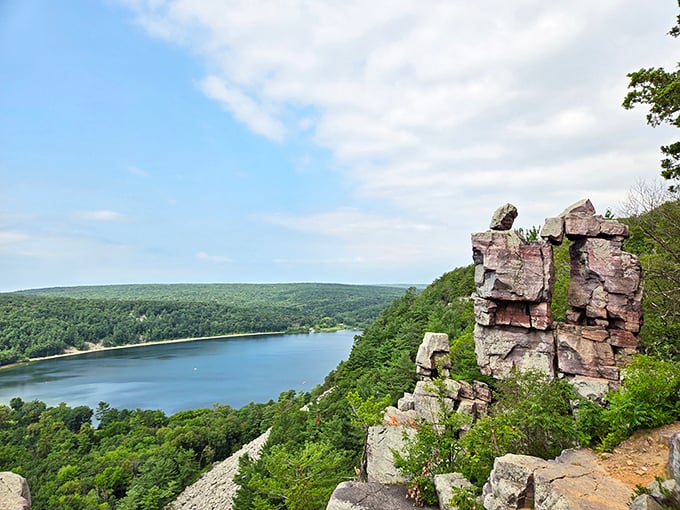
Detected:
left=0, top=283, right=406, bottom=365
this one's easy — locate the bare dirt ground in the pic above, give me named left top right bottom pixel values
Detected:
left=596, top=421, right=680, bottom=488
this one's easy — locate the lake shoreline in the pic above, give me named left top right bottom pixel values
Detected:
left=1, top=331, right=286, bottom=371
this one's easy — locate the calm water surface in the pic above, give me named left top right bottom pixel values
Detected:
left=0, top=331, right=356, bottom=414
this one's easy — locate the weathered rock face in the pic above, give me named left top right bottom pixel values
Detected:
left=365, top=407, right=417, bottom=484
left=472, top=199, right=643, bottom=398
left=416, top=332, right=451, bottom=380
left=483, top=450, right=633, bottom=510
left=489, top=203, right=519, bottom=231
left=472, top=230, right=554, bottom=303
left=0, top=472, right=31, bottom=510
left=325, top=481, right=438, bottom=510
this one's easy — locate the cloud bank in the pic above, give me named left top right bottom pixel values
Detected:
left=122, top=0, right=678, bottom=273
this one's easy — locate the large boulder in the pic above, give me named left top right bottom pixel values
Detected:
left=0, top=472, right=31, bottom=510
left=366, top=418, right=415, bottom=484
left=483, top=450, right=632, bottom=510
left=489, top=203, right=518, bottom=231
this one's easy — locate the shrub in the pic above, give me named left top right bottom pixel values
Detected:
left=599, top=355, right=680, bottom=450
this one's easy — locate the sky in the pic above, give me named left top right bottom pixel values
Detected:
left=0, top=1, right=678, bottom=292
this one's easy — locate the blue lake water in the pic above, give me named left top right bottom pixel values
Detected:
left=0, top=330, right=357, bottom=414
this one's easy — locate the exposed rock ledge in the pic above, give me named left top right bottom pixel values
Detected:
left=169, top=428, right=271, bottom=510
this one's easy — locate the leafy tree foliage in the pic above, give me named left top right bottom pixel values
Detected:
left=0, top=398, right=277, bottom=510
left=622, top=181, right=680, bottom=359
left=623, top=7, right=680, bottom=187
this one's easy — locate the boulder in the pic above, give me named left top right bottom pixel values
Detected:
left=556, top=324, right=619, bottom=380
left=483, top=454, right=547, bottom=510
left=567, top=375, right=616, bottom=403
left=0, top=472, right=31, bottom=510
left=413, top=380, right=454, bottom=423
left=434, top=472, right=480, bottom=510
left=415, top=332, right=451, bottom=380
left=645, top=478, right=680, bottom=509
left=560, top=198, right=596, bottom=217
left=472, top=231, right=554, bottom=302
left=483, top=450, right=632, bottom=510
left=326, top=481, right=437, bottom=510
left=397, top=392, right=415, bottom=412
left=489, top=203, right=518, bottom=230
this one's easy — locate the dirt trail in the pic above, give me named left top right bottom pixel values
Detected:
left=596, top=421, right=680, bottom=488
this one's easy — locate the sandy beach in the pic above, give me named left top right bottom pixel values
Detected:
left=1, top=331, right=284, bottom=370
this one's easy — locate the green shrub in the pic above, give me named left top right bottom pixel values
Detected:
left=599, top=355, right=680, bottom=450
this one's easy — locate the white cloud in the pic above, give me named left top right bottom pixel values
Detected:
left=195, top=251, right=233, bottom=263
left=198, top=75, right=285, bottom=141
left=74, top=210, right=129, bottom=222
left=122, top=0, right=678, bottom=271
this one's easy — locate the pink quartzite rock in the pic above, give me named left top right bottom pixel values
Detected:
left=670, top=432, right=680, bottom=485
left=472, top=231, right=554, bottom=302
left=483, top=449, right=632, bottom=510
left=556, top=324, right=619, bottom=380
left=474, top=324, right=555, bottom=379
left=560, top=198, right=596, bottom=217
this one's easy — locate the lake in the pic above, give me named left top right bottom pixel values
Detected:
left=0, top=330, right=357, bottom=415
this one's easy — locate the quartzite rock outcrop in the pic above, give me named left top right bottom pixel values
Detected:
left=0, top=472, right=31, bottom=510
left=483, top=449, right=633, bottom=510
left=472, top=199, right=643, bottom=398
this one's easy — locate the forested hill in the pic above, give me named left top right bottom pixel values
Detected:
left=0, top=283, right=406, bottom=365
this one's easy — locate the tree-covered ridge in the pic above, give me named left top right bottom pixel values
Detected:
left=0, top=283, right=405, bottom=366
left=14, top=282, right=405, bottom=306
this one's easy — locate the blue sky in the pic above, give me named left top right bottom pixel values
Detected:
left=1, top=1, right=677, bottom=291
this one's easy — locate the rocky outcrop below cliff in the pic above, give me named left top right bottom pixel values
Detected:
left=169, top=428, right=271, bottom=510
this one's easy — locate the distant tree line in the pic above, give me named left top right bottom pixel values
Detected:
left=0, top=283, right=405, bottom=366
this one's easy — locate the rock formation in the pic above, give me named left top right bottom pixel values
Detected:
left=482, top=449, right=633, bottom=510
left=472, top=199, right=643, bottom=399
left=0, top=472, right=31, bottom=510
left=356, top=333, right=492, bottom=508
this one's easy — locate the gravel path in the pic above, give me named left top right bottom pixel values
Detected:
left=169, top=428, right=271, bottom=510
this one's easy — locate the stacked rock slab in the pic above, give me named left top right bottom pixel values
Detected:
left=365, top=333, right=491, bottom=485
left=472, top=199, right=643, bottom=397
left=546, top=199, right=643, bottom=389
left=472, top=203, right=556, bottom=379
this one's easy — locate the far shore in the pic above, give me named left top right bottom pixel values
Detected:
left=1, top=331, right=286, bottom=371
